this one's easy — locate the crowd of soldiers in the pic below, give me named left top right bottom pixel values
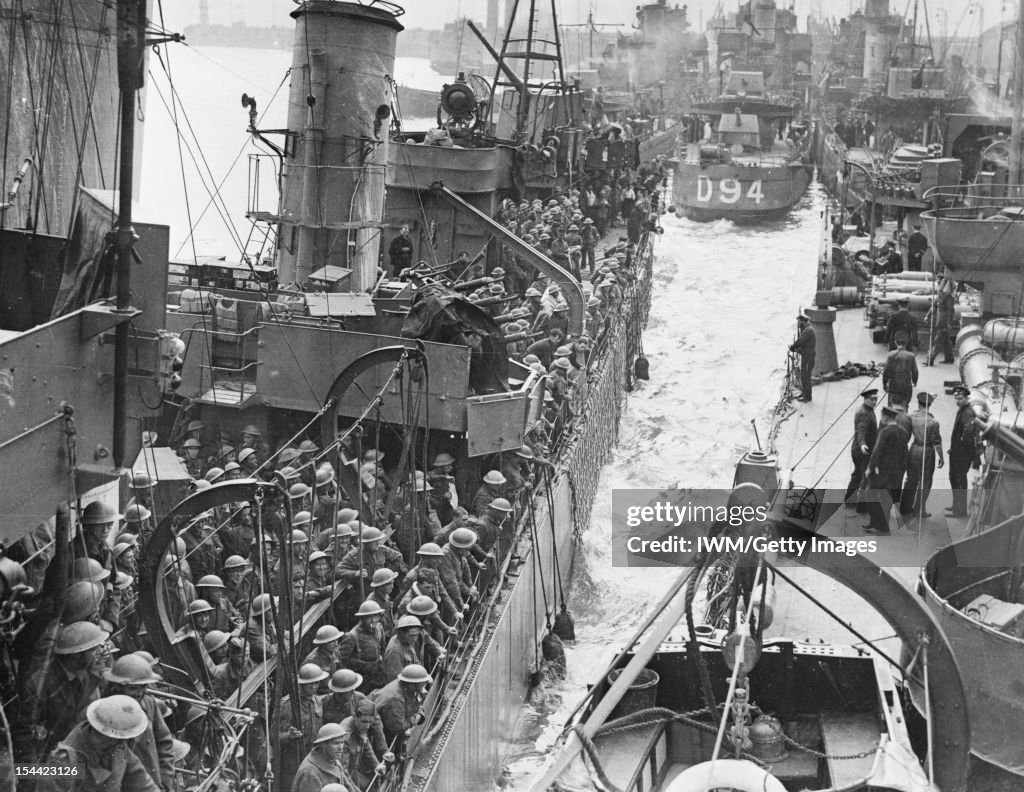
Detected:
left=8, top=172, right=663, bottom=792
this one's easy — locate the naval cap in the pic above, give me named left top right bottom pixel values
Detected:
left=860, top=388, right=878, bottom=399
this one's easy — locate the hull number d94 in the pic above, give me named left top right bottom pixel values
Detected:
left=696, top=176, right=764, bottom=204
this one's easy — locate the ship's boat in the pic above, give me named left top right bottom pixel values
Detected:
left=529, top=481, right=971, bottom=792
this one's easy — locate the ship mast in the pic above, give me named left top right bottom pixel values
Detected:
left=1010, top=0, right=1024, bottom=185
left=113, top=0, right=147, bottom=468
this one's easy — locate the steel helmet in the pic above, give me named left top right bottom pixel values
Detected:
left=251, top=593, right=275, bottom=615
left=277, top=466, right=299, bottom=482
left=197, top=575, right=225, bottom=589
left=223, top=555, right=249, bottom=570
left=488, top=498, right=513, bottom=513
left=298, top=663, right=329, bottom=685
left=192, top=479, right=211, bottom=491
left=337, top=508, right=359, bottom=524
left=370, top=568, right=397, bottom=588
left=313, top=625, right=343, bottom=645
left=308, top=550, right=329, bottom=565
left=449, top=527, right=478, bottom=549
left=482, top=470, right=506, bottom=485
left=187, top=420, right=205, bottom=433
left=87, top=695, right=149, bottom=740
left=315, top=465, right=335, bottom=488
left=82, top=501, right=121, bottom=525
left=279, top=448, right=300, bottom=464
left=170, top=738, right=191, bottom=762
left=103, top=653, right=160, bottom=685
left=416, top=542, right=443, bottom=557
left=55, top=621, right=109, bottom=655
left=129, top=472, right=156, bottom=490
left=290, top=528, right=310, bottom=545
left=134, top=650, right=159, bottom=668
left=359, top=526, right=384, bottom=544
left=313, top=722, right=348, bottom=744
left=396, top=615, right=422, bottom=630
left=407, top=595, right=438, bottom=617
left=113, top=571, right=133, bottom=591
left=332, top=523, right=355, bottom=539
left=112, top=542, right=132, bottom=560
left=398, top=664, right=432, bottom=684
left=64, top=581, right=105, bottom=622
left=292, top=511, right=312, bottom=528
left=289, top=482, right=310, bottom=499
left=328, top=668, right=363, bottom=693
left=115, top=532, right=139, bottom=548
left=204, top=467, right=225, bottom=484
left=237, top=447, right=256, bottom=464
left=187, top=599, right=214, bottom=616
left=73, top=557, right=111, bottom=584
left=203, top=630, right=230, bottom=654
left=183, top=438, right=201, bottom=449
left=242, top=424, right=262, bottom=438
left=297, top=440, right=318, bottom=454
left=355, top=599, right=384, bottom=618
left=515, top=446, right=535, bottom=459
left=224, top=461, right=241, bottom=474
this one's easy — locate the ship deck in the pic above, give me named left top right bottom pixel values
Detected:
left=768, top=299, right=968, bottom=648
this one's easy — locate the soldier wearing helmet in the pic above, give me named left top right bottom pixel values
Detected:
left=321, top=670, right=389, bottom=758
left=398, top=543, right=459, bottom=627
left=367, top=568, right=398, bottom=637
left=471, top=470, right=507, bottom=517
left=178, top=437, right=204, bottom=478
left=37, top=695, right=158, bottom=792
left=178, top=511, right=222, bottom=581
left=438, top=526, right=481, bottom=616
left=302, top=624, right=343, bottom=688
left=369, top=664, right=431, bottom=755
left=338, top=600, right=387, bottom=693
left=279, top=663, right=329, bottom=788
left=245, top=593, right=279, bottom=663
left=76, top=501, right=121, bottom=568
left=332, top=525, right=406, bottom=630
left=102, top=653, right=175, bottom=788
left=196, top=574, right=241, bottom=632
left=221, top=555, right=252, bottom=610
left=15, top=621, right=109, bottom=761
left=383, top=615, right=446, bottom=684
left=291, top=722, right=359, bottom=792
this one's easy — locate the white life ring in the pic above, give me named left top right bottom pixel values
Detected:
left=664, top=759, right=786, bottom=792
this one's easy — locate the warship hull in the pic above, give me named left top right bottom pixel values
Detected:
left=414, top=242, right=654, bottom=791
left=670, top=161, right=813, bottom=222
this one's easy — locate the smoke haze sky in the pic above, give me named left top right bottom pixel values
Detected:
left=164, top=0, right=1012, bottom=36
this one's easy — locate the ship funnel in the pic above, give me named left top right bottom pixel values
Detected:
left=277, top=1, right=403, bottom=288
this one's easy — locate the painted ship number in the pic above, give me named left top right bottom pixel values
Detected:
left=697, top=176, right=763, bottom=204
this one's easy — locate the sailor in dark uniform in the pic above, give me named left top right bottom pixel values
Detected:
left=947, top=386, right=982, bottom=518
left=863, top=405, right=909, bottom=533
left=907, top=224, right=928, bottom=271
left=844, top=388, right=878, bottom=511
left=885, top=297, right=919, bottom=350
left=789, top=314, right=815, bottom=402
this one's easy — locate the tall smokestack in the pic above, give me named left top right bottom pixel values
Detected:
left=487, top=0, right=500, bottom=37
left=278, top=1, right=403, bottom=288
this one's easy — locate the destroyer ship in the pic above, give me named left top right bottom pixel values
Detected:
left=0, top=1, right=658, bottom=790
left=670, top=1, right=814, bottom=222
